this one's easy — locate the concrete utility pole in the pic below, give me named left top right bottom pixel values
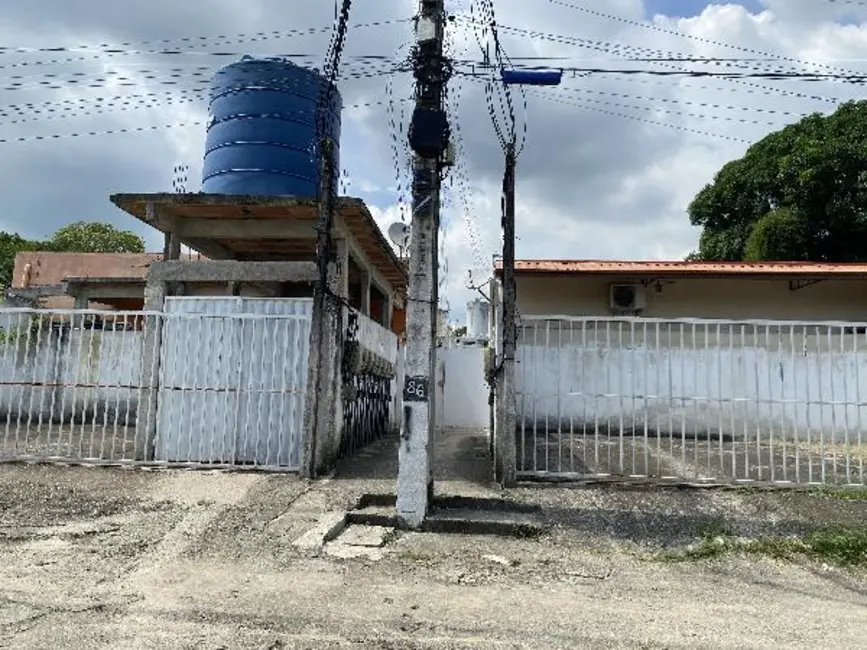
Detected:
left=397, top=0, right=449, bottom=529
left=495, top=146, right=517, bottom=486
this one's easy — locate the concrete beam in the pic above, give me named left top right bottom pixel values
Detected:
left=176, top=218, right=317, bottom=240
left=63, top=282, right=145, bottom=300
left=147, top=260, right=318, bottom=284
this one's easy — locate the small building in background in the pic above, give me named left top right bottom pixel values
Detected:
left=6, top=251, right=163, bottom=311
left=466, top=298, right=490, bottom=342
left=492, top=259, right=867, bottom=322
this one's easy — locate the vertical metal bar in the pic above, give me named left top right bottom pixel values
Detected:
left=566, top=320, right=572, bottom=474
left=692, top=322, right=699, bottom=480
left=108, top=313, right=127, bottom=459
left=717, top=323, right=723, bottom=479
left=629, top=320, right=647, bottom=476
left=740, top=325, right=748, bottom=482
left=766, top=324, right=775, bottom=483
left=704, top=322, right=712, bottom=480
left=532, top=321, right=538, bottom=473
left=579, top=319, right=587, bottom=474
left=283, top=318, right=296, bottom=467
left=777, top=323, right=787, bottom=482
left=594, top=320, right=600, bottom=473
left=177, top=314, right=194, bottom=463
left=791, top=325, right=800, bottom=484
left=642, top=321, right=649, bottom=478
left=83, top=314, right=99, bottom=458
left=804, top=327, right=813, bottom=484
left=841, top=326, right=851, bottom=485
left=216, top=315, right=232, bottom=465
left=609, top=320, right=626, bottom=474
left=254, top=316, right=269, bottom=467
left=34, top=313, right=54, bottom=442
left=656, top=322, right=662, bottom=477
left=605, top=320, right=612, bottom=475
left=191, top=313, right=209, bottom=464
left=680, top=323, right=686, bottom=473
left=729, top=324, right=736, bottom=480
left=24, top=312, right=48, bottom=455
left=544, top=320, right=550, bottom=474
left=242, top=316, right=258, bottom=466
left=265, top=316, right=280, bottom=466
left=14, top=312, right=36, bottom=455
left=67, top=312, right=88, bottom=457
left=826, top=326, right=837, bottom=484
left=753, top=323, right=761, bottom=482
left=557, top=321, right=569, bottom=473
left=1, top=310, right=19, bottom=452
left=667, top=322, right=674, bottom=477
left=518, top=323, right=526, bottom=474
left=48, top=316, right=65, bottom=457
left=858, top=328, right=865, bottom=486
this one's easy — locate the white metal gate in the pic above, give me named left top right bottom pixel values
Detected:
left=155, top=298, right=312, bottom=469
left=516, top=316, right=867, bottom=486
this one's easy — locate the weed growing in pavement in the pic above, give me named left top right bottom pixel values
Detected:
left=660, top=522, right=867, bottom=567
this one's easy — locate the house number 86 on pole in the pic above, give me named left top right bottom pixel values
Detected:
left=403, top=376, right=429, bottom=402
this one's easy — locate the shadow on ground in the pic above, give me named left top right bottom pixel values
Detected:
left=332, top=427, right=493, bottom=485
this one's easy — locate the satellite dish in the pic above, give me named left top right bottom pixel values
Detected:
left=387, top=222, right=411, bottom=255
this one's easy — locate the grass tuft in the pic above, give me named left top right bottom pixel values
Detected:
left=661, top=520, right=867, bottom=567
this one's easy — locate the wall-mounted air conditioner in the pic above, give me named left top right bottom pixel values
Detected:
left=609, top=284, right=646, bottom=312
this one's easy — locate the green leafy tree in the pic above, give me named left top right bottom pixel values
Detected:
left=688, top=100, right=867, bottom=261
left=0, top=222, right=145, bottom=291
left=0, top=232, right=41, bottom=289
left=46, top=221, right=144, bottom=254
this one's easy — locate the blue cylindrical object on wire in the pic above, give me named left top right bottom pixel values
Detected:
left=501, top=69, right=563, bottom=86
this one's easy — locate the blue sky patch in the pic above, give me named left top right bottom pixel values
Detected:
left=644, top=0, right=764, bottom=19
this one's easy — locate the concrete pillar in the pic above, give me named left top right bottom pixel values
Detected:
left=361, top=272, right=371, bottom=317
left=73, top=294, right=88, bottom=310
left=134, top=278, right=166, bottom=461
left=302, top=240, right=347, bottom=476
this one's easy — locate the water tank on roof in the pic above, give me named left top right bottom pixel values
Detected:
left=201, top=56, right=342, bottom=196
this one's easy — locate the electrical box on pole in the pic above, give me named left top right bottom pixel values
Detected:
left=397, top=0, right=450, bottom=529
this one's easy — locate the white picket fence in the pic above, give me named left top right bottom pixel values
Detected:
left=516, top=316, right=867, bottom=486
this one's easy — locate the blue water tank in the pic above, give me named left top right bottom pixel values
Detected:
left=201, top=57, right=342, bottom=196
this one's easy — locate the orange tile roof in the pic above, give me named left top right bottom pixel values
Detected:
left=494, top=259, right=867, bottom=277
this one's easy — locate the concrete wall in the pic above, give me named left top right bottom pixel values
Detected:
left=516, top=320, right=867, bottom=442
left=514, top=275, right=867, bottom=322
left=0, top=327, right=142, bottom=425
left=434, top=347, right=489, bottom=429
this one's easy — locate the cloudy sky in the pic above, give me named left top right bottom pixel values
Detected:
left=1, top=0, right=866, bottom=321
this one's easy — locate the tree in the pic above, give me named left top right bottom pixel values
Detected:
left=0, top=222, right=145, bottom=291
left=688, top=100, right=867, bottom=262
left=0, top=232, right=41, bottom=289
left=46, top=221, right=145, bottom=254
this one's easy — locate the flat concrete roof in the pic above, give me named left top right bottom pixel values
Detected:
left=110, top=193, right=407, bottom=290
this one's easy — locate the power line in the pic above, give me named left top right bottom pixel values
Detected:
left=545, top=0, right=865, bottom=78
left=0, top=18, right=410, bottom=55
left=527, top=90, right=751, bottom=143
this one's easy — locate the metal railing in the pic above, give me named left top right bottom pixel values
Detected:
left=515, top=316, right=867, bottom=486
left=0, top=306, right=311, bottom=470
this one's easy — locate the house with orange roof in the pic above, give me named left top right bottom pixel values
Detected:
left=488, top=258, right=867, bottom=487
left=493, top=259, right=867, bottom=322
